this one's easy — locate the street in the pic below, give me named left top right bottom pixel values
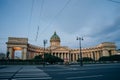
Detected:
left=0, top=63, right=120, bottom=80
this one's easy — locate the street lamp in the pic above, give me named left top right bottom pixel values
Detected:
left=76, top=37, right=83, bottom=67
left=43, top=39, right=47, bottom=67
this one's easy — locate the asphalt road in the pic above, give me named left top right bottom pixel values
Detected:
left=0, top=63, right=120, bottom=80
left=37, top=63, right=120, bottom=80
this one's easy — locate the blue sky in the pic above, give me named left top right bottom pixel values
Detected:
left=0, top=0, right=120, bottom=54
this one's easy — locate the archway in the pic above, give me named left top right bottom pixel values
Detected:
left=14, top=50, right=22, bottom=59
left=13, top=47, right=22, bottom=59
left=6, top=37, right=28, bottom=60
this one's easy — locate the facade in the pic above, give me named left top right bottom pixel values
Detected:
left=6, top=32, right=117, bottom=62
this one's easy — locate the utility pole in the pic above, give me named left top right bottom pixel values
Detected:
left=43, top=39, right=47, bottom=67
left=76, top=37, right=83, bottom=67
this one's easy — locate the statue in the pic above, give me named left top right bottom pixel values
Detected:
left=6, top=51, right=10, bottom=59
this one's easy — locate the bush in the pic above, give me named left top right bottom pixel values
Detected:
left=44, top=53, right=64, bottom=64
left=77, top=57, right=93, bottom=62
left=99, top=56, right=110, bottom=61
left=99, top=55, right=120, bottom=61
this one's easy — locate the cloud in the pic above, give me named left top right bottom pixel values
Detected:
left=63, top=15, right=120, bottom=48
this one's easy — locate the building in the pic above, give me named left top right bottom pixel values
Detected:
left=6, top=32, right=117, bottom=62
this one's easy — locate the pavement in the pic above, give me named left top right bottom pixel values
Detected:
left=0, top=63, right=120, bottom=80
left=0, top=65, right=51, bottom=80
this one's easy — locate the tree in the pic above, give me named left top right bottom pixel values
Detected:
left=99, top=55, right=120, bottom=61
left=110, top=55, right=120, bottom=61
left=44, top=53, right=63, bottom=64
left=99, top=56, right=110, bottom=61
left=33, top=53, right=64, bottom=64
left=33, top=55, right=43, bottom=64
left=77, top=57, right=93, bottom=62
left=34, top=55, right=43, bottom=60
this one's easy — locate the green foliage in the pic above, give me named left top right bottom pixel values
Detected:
left=44, top=53, right=64, bottom=64
left=77, top=57, right=93, bottom=62
left=0, top=53, right=64, bottom=65
left=33, top=53, right=64, bottom=64
left=99, top=55, right=120, bottom=61
left=34, top=55, right=42, bottom=60
left=99, top=56, right=110, bottom=61
left=110, top=55, right=120, bottom=61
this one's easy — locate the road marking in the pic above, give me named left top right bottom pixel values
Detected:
left=66, top=75, right=103, bottom=79
left=12, top=77, right=52, bottom=80
left=58, top=71, right=86, bottom=74
left=69, top=68, right=78, bottom=70
left=12, top=66, right=52, bottom=80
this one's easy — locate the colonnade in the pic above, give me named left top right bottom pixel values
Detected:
left=7, top=45, right=116, bottom=62
left=47, top=48, right=116, bottom=62
left=6, top=37, right=117, bottom=62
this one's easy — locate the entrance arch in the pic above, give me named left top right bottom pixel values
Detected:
left=6, top=37, right=28, bottom=60
left=14, top=50, right=22, bottom=59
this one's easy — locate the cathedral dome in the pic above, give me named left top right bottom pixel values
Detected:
left=50, top=32, right=60, bottom=42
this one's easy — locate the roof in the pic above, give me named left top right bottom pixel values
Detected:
left=50, top=32, right=60, bottom=42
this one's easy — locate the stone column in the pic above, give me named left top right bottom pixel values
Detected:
left=22, top=48, right=27, bottom=60
left=95, top=51, right=97, bottom=61
left=58, top=53, right=59, bottom=58
left=88, top=52, right=91, bottom=58
left=90, top=52, right=93, bottom=59
left=55, top=53, right=56, bottom=56
left=56, top=53, right=58, bottom=57
left=112, top=50, right=116, bottom=55
left=76, top=53, right=78, bottom=60
left=95, top=51, right=99, bottom=60
left=93, top=52, right=95, bottom=61
left=64, top=53, right=66, bottom=59
left=59, top=53, right=61, bottom=58
left=69, top=52, right=71, bottom=62
left=67, top=53, right=69, bottom=62
left=75, top=53, right=77, bottom=61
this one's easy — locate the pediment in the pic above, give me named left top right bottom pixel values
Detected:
left=52, top=46, right=70, bottom=51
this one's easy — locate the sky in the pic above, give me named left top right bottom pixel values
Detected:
left=0, top=0, right=120, bottom=54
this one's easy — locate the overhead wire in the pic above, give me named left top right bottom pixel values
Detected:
left=53, top=0, right=71, bottom=19
left=38, top=0, right=44, bottom=23
left=35, top=0, right=44, bottom=41
left=27, top=0, right=34, bottom=39
left=39, top=0, right=71, bottom=37
left=35, top=26, right=39, bottom=41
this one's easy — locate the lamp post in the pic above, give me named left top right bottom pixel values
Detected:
left=76, top=37, right=83, bottom=67
left=43, top=39, right=47, bottom=67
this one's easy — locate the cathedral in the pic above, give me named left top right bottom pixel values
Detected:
left=6, top=32, right=117, bottom=62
